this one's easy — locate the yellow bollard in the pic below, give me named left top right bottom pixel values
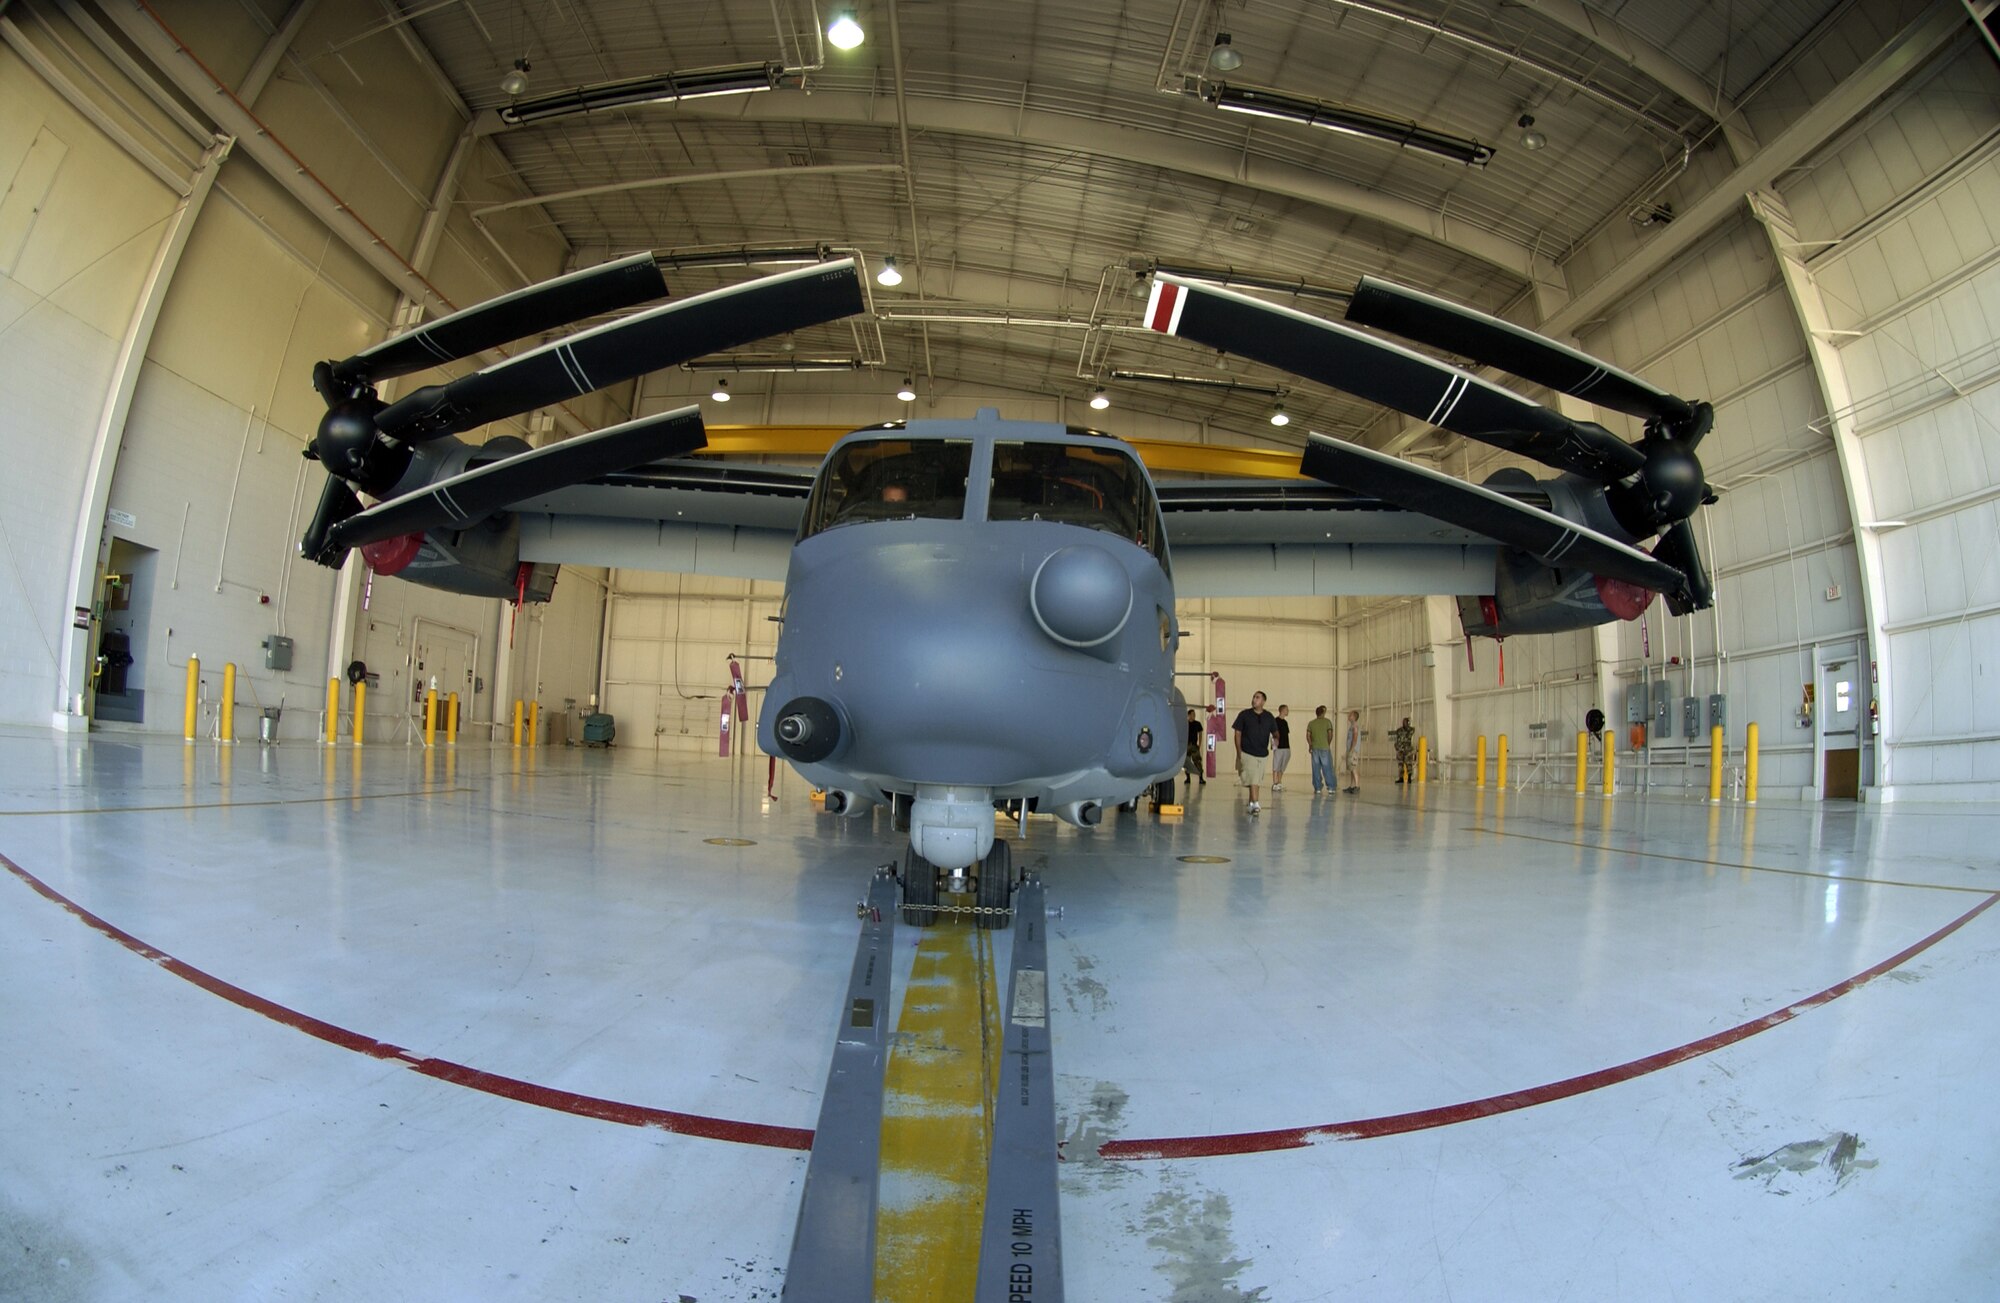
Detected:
left=325, top=677, right=340, bottom=746
left=1416, top=736, right=1428, bottom=786
left=1746, top=723, right=1760, bottom=805
left=1709, top=725, right=1724, bottom=803
left=447, top=692, right=459, bottom=745
left=1575, top=731, right=1588, bottom=794
left=1602, top=729, right=1615, bottom=796
left=184, top=656, right=200, bottom=743
left=1475, top=735, right=1488, bottom=788
left=219, top=662, right=236, bottom=744
left=1496, top=734, right=1509, bottom=790
left=424, top=688, right=438, bottom=748
left=512, top=699, right=523, bottom=748
left=528, top=700, right=540, bottom=748
left=352, top=679, right=366, bottom=746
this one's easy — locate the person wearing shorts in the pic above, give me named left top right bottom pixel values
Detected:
left=1232, top=691, right=1276, bottom=815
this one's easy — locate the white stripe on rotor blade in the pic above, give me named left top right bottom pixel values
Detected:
left=435, top=485, right=467, bottom=521
left=1427, top=375, right=1468, bottom=427
left=414, top=330, right=454, bottom=362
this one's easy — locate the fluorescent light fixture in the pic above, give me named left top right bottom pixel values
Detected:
left=499, top=63, right=783, bottom=126
left=710, top=378, right=731, bottom=402
left=1107, top=368, right=1283, bottom=397
left=1269, top=403, right=1290, bottom=427
left=1209, top=33, right=1242, bottom=72
left=897, top=377, right=917, bottom=401
left=827, top=10, right=865, bottom=50
left=877, top=256, right=903, bottom=287
left=1209, top=84, right=1494, bottom=167
left=1088, top=387, right=1110, bottom=410
left=661, top=245, right=827, bottom=270
left=683, top=356, right=863, bottom=372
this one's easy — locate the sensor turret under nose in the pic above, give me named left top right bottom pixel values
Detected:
left=773, top=696, right=844, bottom=763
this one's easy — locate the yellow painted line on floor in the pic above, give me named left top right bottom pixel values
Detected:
left=0, top=788, right=471, bottom=816
left=875, top=910, right=1002, bottom=1302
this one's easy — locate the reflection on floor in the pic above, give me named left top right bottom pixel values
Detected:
left=2, top=728, right=1995, bottom=1301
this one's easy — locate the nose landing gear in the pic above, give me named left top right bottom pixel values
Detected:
left=898, top=838, right=1018, bottom=928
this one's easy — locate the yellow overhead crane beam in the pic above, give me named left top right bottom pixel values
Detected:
left=699, top=425, right=1310, bottom=481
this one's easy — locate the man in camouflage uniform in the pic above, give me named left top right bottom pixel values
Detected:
left=1392, top=716, right=1416, bottom=784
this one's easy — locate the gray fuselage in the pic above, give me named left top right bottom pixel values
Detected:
left=758, top=410, right=1186, bottom=866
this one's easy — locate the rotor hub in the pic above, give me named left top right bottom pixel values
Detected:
left=1612, top=442, right=1706, bottom=538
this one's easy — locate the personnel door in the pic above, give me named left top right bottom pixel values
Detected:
left=1820, top=659, right=1861, bottom=800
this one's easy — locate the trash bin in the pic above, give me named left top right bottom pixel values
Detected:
left=259, top=707, right=281, bottom=744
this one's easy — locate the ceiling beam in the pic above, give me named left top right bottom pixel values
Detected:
left=1510, top=0, right=1760, bottom=161
left=473, top=91, right=1539, bottom=278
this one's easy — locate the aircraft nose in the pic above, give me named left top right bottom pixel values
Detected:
left=1029, top=543, right=1133, bottom=648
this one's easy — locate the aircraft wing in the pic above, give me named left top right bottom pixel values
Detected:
left=504, top=455, right=1504, bottom=597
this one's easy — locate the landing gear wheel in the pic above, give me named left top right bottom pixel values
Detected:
left=901, top=847, right=938, bottom=927
left=1152, top=778, right=1177, bottom=808
left=975, top=839, right=1014, bottom=931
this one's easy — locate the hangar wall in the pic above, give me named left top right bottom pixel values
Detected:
left=1339, top=15, right=1999, bottom=800
left=0, top=2, right=609, bottom=743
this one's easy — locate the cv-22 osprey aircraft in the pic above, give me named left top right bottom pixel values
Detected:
left=296, top=254, right=1717, bottom=926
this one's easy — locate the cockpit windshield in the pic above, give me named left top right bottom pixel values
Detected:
left=800, top=438, right=973, bottom=537
left=989, top=440, right=1164, bottom=559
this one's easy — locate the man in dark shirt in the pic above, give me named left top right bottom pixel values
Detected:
left=1184, top=708, right=1206, bottom=789
left=1231, top=691, right=1276, bottom=815
left=1272, top=705, right=1293, bottom=791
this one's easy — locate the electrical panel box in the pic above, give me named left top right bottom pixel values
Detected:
left=1683, top=697, right=1702, bottom=737
left=1625, top=684, right=1648, bottom=725
left=263, top=635, right=293, bottom=672
left=1708, top=693, right=1727, bottom=731
left=1651, top=682, right=1674, bottom=739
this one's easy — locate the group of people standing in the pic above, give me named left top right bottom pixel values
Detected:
left=1184, top=696, right=1362, bottom=815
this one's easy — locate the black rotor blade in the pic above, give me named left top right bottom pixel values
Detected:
left=1651, top=518, right=1713, bottom=615
left=327, top=252, right=669, bottom=391
left=326, top=406, right=708, bottom=552
left=1347, top=276, right=1696, bottom=427
left=1148, top=275, right=1647, bottom=484
left=300, top=474, right=363, bottom=567
left=375, top=260, right=865, bottom=443
left=1299, top=432, right=1683, bottom=593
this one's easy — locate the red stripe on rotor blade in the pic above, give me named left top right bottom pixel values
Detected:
left=1148, top=282, right=1181, bottom=333
left=0, top=851, right=815, bottom=1152
left=1099, top=889, right=1999, bottom=1161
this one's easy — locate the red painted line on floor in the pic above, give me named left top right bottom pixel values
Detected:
left=14, top=844, right=1992, bottom=1163
left=1099, top=890, right=2000, bottom=1161
left=1, top=851, right=813, bottom=1152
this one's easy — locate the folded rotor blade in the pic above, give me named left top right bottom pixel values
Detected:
left=1299, top=433, right=1683, bottom=593
left=1650, top=518, right=1713, bottom=615
left=1347, top=276, right=1694, bottom=427
left=300, top=474, right=364, bottom=567
left=1148, top=275, right=1647, bottom=483
left=326, top=406, right=708, bottom=551
left=375, top=260, right=865, bottom=443
left=327, top=252, right=668, bottom=390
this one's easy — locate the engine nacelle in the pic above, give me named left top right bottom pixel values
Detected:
left=1460, top=547, right=1654, bottom=639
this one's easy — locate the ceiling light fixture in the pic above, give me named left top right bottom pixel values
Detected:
left=1208, top=84, right=1494, bottom=167
left=876, top=256, right=903, bottom=287
left=1269, top=402, right=1290, bottom=427
left=827, top=10, right=865, bottom=50
left=1108, top=369, right=1282, bottom=397
left=1209, top=33, right=1243, bottom=72
left=1088, top=387, right=1110, bottom=410
left=1518, top=113, right=1547, bottom=151
left=710, top=378, right=731, bottom=402
left=499, top=58, right=531, bottom=98
left=684, top=357, right=862, bottom=373
left=896, top=377, right=917, bottom=401
left=498, top=63, right=784, bottom=126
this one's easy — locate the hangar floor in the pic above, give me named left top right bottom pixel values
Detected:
left=2, top=726, right=1996, bottom=1302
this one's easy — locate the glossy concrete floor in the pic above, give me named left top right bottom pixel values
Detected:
left=2, top=727, right=1996, bottom=1302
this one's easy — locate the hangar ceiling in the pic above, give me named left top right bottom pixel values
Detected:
left=297, top=0, right=1855, bottom=440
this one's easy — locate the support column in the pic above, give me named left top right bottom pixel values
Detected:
left=1422, top=596, right=1457, bottom=777
left=54, top=137, right=232, bottom=728
left=1748, top=188, right=1894, bottom=792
